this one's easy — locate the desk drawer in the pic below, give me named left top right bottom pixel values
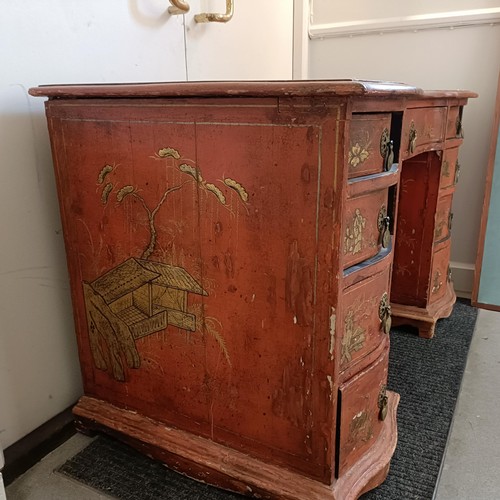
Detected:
left=343, top=189, right=390, bottom=269
left=434, top=192, right=453, bottom=243
left=446, top=106, right=463, bottom=139
left=348, top=113, right=392, bottom=178
left=402, top=107, right=446, bottom=157
left=337, top=350, right=389, bottom=477
left=429, top=240, right=452, bottom=303
left=440, top=147, right=460, bottom=190
left=340, top=267, right=391, bottom=372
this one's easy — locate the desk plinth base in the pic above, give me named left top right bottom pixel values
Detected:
left=73, top=392, right=399, bottom=500
left=391, top=282, right=457, bottom=338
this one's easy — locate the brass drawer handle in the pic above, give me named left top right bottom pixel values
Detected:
left=454, top=161, right=461, bottom=185
left=408, top=121, right=417, bottom=154
left=380, top=128, right=394, bottom=171
left=377, top=205, right=391, bottom=249
left=195, top=0, right=234, bottom=23
left=379, top=292, right=392, bottom=334
left=168, top=0, right=190, bottom=14
left=378, top=385, right=388, bottom=421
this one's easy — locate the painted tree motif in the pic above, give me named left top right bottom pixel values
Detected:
left=86, top=147, right=248, bottom=381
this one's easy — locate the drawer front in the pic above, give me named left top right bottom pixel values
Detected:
left=343, top=189, right=390, bottom=269
left=337, top=350, right=389, bottom=476
left=340, top=267, right=391, bottom=372
left=434, top=192, right=453, bottom=243
left=446, top=106, right=463, bottom=139
left=429, top=241, right=452, bottom=303
left=403, top=107, right=446, bottom=156
left=348, top=113, right=392, bottom=178
left=440, top=147, right=460, bottom=190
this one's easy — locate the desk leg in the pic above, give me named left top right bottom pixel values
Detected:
left=391, top=281, right=456, bottom=338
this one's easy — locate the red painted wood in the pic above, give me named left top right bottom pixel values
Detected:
left=46, top=97, right=345, bottom=481
left=401, top=107, right=447, bottom=159
left=343, top=189, right=389, bottom=269
left=337, top=350, right=388, bottom=477
left=446, top=106, right=462, bottom=139
left=439, top=147, right=460, bottom=190
left=340, top=267, right=391, bottom=373
left=29, top=80, right=476, bottom=498
left=391, top=152, right=441, bottom=307
left=429, top=241, right=452, bottom=305
left=347, top=114, right=392, bottom=178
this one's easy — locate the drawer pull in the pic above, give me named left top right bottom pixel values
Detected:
left=380, top=128, right=394, bottom=171
left=378, top=385, right=388, bottom=421
left=377, top=206, right=391, bottom=249
left=379, top=292, right=392, bottom=334
left=408, top=121, right=417, bottom=154
left=448, top=212, right=454, bottom=232
left=454, top=161, right=461, bottom=185
left=448, top=265, right=452, bottom=283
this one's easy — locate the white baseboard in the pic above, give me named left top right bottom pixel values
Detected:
left=450, top=261, right=475, bottom=299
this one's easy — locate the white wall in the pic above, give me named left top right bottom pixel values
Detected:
left=0, top=0, right=186, bottom=450
left=309, top=17, right=500, bottom=294
left=0, top=0, right=293, bottom=449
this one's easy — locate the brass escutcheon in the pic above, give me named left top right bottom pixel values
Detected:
left=454, top=161, right=461, bottom=185
left=379, top=292, right=392, bottom=334
left=377, top=205, right=391, bottom=249
left=378, top=385, right=388, bottom=421
left=456, top=115, right=464, bottom=138
left=408, top=121, right=417, bottom=154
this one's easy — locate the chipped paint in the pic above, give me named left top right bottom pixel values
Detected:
left=329, top=307, right=336, bottom=359
left=327, top=374, right=333, bottom=400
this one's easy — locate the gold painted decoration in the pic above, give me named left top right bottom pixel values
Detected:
left=432, top=271, right=442, bottom=294
left=378, top=292, right=392, bottom=334
left=408, top=121, right=417, bottom=153
left=441, top=160, right=450, bottom=178
left=378, top=385, right=388, bottom=421
left=86, top=148, right=249, bottom=381
left=344, top=209, right=366, bottom=255
left=341, top=310, right=366, bottom=364
left=348, top=143, right=370, bottom=168
left=454, top=161, right=461, bottom=185
left=348, top=410, right=373, bottom=445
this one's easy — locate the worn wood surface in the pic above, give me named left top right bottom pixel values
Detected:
left=29, top=81, right=477, bottom=100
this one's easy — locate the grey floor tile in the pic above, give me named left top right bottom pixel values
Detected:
left=434, top=309, right=500, bottom=500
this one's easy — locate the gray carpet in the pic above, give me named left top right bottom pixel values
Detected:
left=58, top=299, right=477, bottom=500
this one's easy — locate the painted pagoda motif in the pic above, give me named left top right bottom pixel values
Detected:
left=83, top=147, right=248, bottom=381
